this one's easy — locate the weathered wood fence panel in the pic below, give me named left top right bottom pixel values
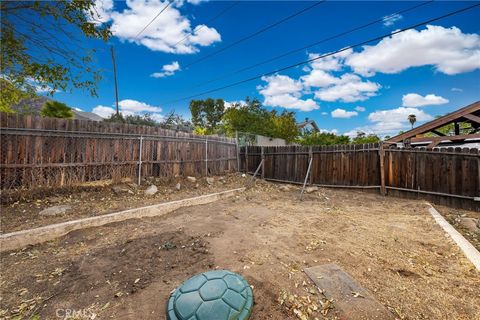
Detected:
left=241, top=144, right=479, bottom=211
left=0, top=113, right=237, bottom=190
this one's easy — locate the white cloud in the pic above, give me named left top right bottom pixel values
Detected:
left=92, top=105, right=116, bottom=118
left=321, top=112, right=328, bottom=116
left=98, top=0, right=221, bottom=54
left=319, top=128, right=339, bottom=135
left=346, top=25, right=480, bottom=76
left=331, top=108, right=358, bottom=118
left=355, top=106, right=366, bottom=112
left=344, top=106, right=434, bottom=137
left=313, top=73, right=381, bottom=102
left=224, top=100, right=246, bottom=109
left=402, top=93, right=449, bottom=107
left=151, top=61, right=180, bottom=78
left=307, top=49, right=352, bottom=72
left=88, top=0, right=114, bottom=24
left=301, top=69, right=339, bottom=88
left=92, top=99, right=163, bottom=120
left=118, top=99, right=162, bottom=113
left=258, top=75, right=319, bottom=112
left=451, top=87, right=463, bottom=92
left=382, top=13, right=402, bottom=27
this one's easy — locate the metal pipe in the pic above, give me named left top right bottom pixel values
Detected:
left=246, top=159, right=264, bottom=189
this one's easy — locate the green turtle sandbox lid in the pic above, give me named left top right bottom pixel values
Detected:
left=167, top=270, right=253, bottom=320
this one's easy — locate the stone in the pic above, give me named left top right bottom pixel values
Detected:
left=206, top=177, right=214, bottom=185
left=176, top=183, right=181, bottom=191
left=187, top=176, right=197, bottom=183
left=112, top=185, right=131, bottom=195
left=279, top=185, right=290, bottom=192
left=458, top=217, right=479, bottom=232
left=39, top=205, right=72, bottom=216
left=145, top=185, right=158, bottom=196
left=305, top=186, right=319, bottom=194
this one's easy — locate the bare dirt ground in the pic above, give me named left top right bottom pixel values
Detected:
left=0, top=174, right=244, bottom=233
left=1, top=181, right=479, bottom=320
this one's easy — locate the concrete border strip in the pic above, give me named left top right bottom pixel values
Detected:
left=427, top=203, right=480, bottom=271
left=0, top=188, right=245, bottom=253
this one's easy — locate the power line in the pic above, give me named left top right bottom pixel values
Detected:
left=190, top=0, right=434, bottom=89
left=164, top=3, right=480, bottom=105
left=182, top=1, right=326, bottom=69
left=135, top=0, right=172, bottom=39
left=172, top=1, right=239, bottom=48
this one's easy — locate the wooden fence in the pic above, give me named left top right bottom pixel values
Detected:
left=240, top=144, right=480, bottom=211
left=0, top=113, right=237, bottom=190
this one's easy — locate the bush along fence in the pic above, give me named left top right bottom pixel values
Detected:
left=0, top=113, right=237, bottom=190
left=240, top=144, right=480, bottom=211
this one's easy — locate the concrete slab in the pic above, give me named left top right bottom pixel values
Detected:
left=304, top=264, right=394, bottom=320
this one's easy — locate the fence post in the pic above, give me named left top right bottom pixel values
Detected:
left=138, top=135, right=143, bottom=185
left=309, top=146, right=313, bottom=185
left=379, top=142, right=386, bottom=196
left=245, top=145, right=249, bottom=173
left=236, top=131, right=240, bottom=172
left=205, top=137, right=208, bottom=177
left=261, top=146, right=265, bottom=179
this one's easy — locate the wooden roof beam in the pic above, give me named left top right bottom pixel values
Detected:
left=410, top=133, right=480, bottom=143
left=463, top=113, right=480, bottom=124
left=388, top=101, right=480, bottom=142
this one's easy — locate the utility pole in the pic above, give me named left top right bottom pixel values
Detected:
left=110, top=45, right=120, bottom=116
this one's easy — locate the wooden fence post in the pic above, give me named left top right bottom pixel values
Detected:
left=245, top=145, right=248, bottom=173
left=138, top=135, right=143, bottom=185
left=379, top=142, right=386, bottom=196
left=309, top=146, right=313, bottom=185
left=261, top=146, right=265, bottom=179
left=205, top=137, right=208, bottom=177
left=235, top=131, right=240, bottom=172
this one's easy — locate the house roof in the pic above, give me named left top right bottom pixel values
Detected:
left=297, top=119, right=320, bottom=132
left=387, top=101, right=480, bottom=147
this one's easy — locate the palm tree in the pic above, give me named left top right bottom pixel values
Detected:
left=408, top=114, right=416, bottom=129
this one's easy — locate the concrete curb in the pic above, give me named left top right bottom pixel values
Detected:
left=0, top=188, right=245, bottom=253
left=427, top=203, right=480, bottom=271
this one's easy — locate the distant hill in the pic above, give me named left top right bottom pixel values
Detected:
left=12, top=96, right=103, bottom=121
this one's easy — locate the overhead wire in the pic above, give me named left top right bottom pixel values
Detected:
left=172, top=1, right=240, bottom=48
left=190, top=0, right=434, bottom=89
left=162, top=3, right=480, bottom=104
left=135, top=0, right=173, bottom=38
left=182, top=1, right=327, bottom=69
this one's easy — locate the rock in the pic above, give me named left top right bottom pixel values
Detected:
left=144, top=185, right=158, bottom=196
left=195, top=183, right=199, bottom=189
left=39, top=205, right=72, bottom=216
left=458, top=217, right=479, bottom=232
left=186, top=176, right=197, bottom=183
left=175, top=183, right=181, bottom=191
left=206, top=177, right=214, bottom=185
left=305, top=186, right=319, bottom=194
left=112, top=185, right=131, bottom=195
left=279, top=185, right=290, bottom=192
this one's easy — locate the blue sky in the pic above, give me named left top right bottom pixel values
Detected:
left=43, top=0, right=479, bottom=137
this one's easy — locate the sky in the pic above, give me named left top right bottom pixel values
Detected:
left=40, top=0, right=480, bottom=137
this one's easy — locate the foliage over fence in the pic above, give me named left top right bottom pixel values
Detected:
left=0, top=113, right=237, bottom=190
left=240, top=144, right=480, bottom=211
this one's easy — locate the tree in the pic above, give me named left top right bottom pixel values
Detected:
left=351, top=131, right=380, bottom=144
left=1, top=0, right=111, bottom=98
left=297, top=131, right=350, bottom=145
left=40, top=101, right=74, bottom=119
left=0, top=78, right=33, bottom=113
left=270, top=110, right=299, bottom=142
left=160, top=111, right=193, bottom=132
left=103, top=113, right=158, bottom=126
left=189, top=98, right=225, bottom=134
left=408, top=114, right=416, bottom=129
